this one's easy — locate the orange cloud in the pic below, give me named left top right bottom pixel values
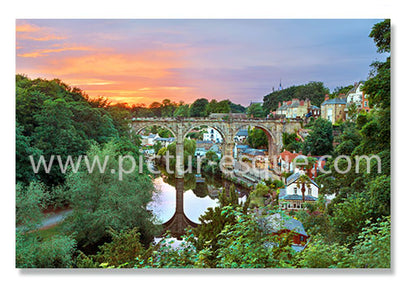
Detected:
left=19, top=34, right=67, bottom=42
left=16, top=21, right=67, bottom=46
left=17, top=46, right=95, bottom=58
left=18, top=49, right=196, bottom=105
left=16, top=23, right=41, bottom=33
left=43, top=51, right=187, bottom=81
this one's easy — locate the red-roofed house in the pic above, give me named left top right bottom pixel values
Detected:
left=278, top=151, right=327, bottom=178
left=278, top=150, right=303, bottom=174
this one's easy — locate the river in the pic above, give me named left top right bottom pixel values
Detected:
left=148, top=172, right=249, bottom=239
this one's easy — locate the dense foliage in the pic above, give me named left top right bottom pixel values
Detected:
left=131, top=98, right=246, bottom=118
left=302, top=117, right=334, bottom=155
left=16, top=75, right=125, bottom=186
left=263, top=81, right=329, bottom=113
left=16, top=76, right=159, bottom=266
left=298, top=19, right=391, bottom=260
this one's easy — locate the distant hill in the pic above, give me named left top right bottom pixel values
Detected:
left=229, top=101, right=246, bottom=113
left=263, top=81, right=330, bottom=112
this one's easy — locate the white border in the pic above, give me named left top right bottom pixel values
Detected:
left=2, top=0, right=408, bottom=286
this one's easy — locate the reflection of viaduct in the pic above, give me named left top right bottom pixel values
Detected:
left=162, top=178, right=198, bottom=239
left=132, top=117, right=302, bottom=178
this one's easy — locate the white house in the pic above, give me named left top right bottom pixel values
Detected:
left=203, top=128, right=223, bottom=143
left=195, top=147, right=207, bottom=157
left=347, top=82, right=365, bottom=109
left=141, top=133, right=159, bottom=146
left=278, top=150, right=304, bottom=174
left=154, top=137, right=175, bottom=148
left=234, top=129, right=248, bottom=142
left=279, top=172, right=319, bottom=210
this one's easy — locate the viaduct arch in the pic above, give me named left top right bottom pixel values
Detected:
left=131, top=117, right=302, bottom=178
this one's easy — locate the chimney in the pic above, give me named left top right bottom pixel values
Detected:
left=278, top=102, right=281, bottom=108
left=325, top=94, right=329, bottom=101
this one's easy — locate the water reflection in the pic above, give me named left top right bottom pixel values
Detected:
left=149, top=173, right=249, bottom=239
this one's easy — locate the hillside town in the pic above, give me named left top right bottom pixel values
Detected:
left=136, top=80, right=372, bottom=221
left=15, top=18, right=390, bottom=270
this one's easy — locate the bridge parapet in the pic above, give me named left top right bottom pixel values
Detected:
left=131, top=117, right=302, bottom=178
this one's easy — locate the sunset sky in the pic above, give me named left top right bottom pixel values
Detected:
left=16, top=19, right=385, bottom=106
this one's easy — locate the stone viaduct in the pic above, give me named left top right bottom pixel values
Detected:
left=131, top=117, right=302, bottom=178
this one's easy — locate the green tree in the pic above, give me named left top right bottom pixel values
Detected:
left=302, top=118, right=333, bottom=155
left=249, top=183, right=270, bottom=208
left=331, top=84, right=353, bottom=98
left=282, top=132, right=302, bottom=152
left=16, top=181, right=47, bottom=230
left=16, top=232, right=77, bottom=268
left=65, top=141, right=159, bottom=251
left=360, top=19, right=390, bottom=154
left=149, top=101, right=162, bottom=117
left=190, top=185, right=249, bottom=267
left=164, top=138, right=196, bottom=170
left=229, top=101, right=246, bottom=113
left=76, top=228, right=145, bottom=268
left=207, top=99, right=231, bottom=114
left=247, top=128, right=268, bottom=149
left=246, top=103, right=265, bottom=118
left=296, top=174, right=312, bottom=203
left=190, top=98, right=209, bottom=117
left=16, top=122, right=41, bottom=184
left=173, top=103, right=190, bottom=117
left=349, top=216, right=390, bottom=268
left=215, top=207, right=295, bottom=268
left=160, top=99, right=177, bottom=117
left=16, top=182, right=77, bottom=268
left=295, top=234, right=351, bottom=268
left=329, top=195, right=371, bottom=245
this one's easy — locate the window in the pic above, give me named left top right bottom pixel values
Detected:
left=327, top=108, right=332, bottom=121
left=364, top=101, right=368, bottom=107
left=294, top=187, right=297, bottom=194
left=308, top=188, right=312, bottom=195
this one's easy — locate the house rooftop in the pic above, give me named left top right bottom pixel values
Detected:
left=346, top=82, right=364, bottom=96
left=286, top=172, right=319, bottom=188
left=156, top=137, right=175, bottom=142
left=243, top=148, right=266, bottom=156
left=236, top=129, right=248, bottom=137
left=279, top=194, right=318, bottom=202
left=264, top=213, right=308, bottom=236
left=321, top=97, right=347, bottom=106
left=279, top=150, right=302, bottom=162
left=196, top=140, right=213, bottom=144
left=236, top=144, right=249, bottom=149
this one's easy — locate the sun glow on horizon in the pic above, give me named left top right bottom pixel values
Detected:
left=16, top=19, right=383, bottom=106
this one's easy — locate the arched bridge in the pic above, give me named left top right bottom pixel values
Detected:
left=131, top=117, right=302, bottom=178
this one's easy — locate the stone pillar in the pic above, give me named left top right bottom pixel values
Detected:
left=175, top=178, right=184, bottom=214
left=268, top=135, right=276, bottom=168
left=222, top=141, right=235, bottom=170
left=175, top=126, right=184, bottom=179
